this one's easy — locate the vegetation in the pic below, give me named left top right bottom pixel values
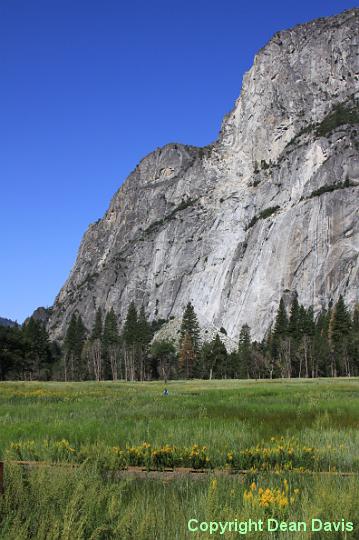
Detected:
left=2, top=295, right=359, bottom=381
left=316, top=101, right=359, bottom=137
left=143, top=197, right=198, bottom=235
left=245, top=206, right=280, bottom=230
left=0, top=380, right=359, bottom=538
left=305, top=178, right=353, bottom=199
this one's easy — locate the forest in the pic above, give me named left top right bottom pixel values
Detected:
left=0, top=294, right=358, bottom=381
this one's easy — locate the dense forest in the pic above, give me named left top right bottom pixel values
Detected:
left=1, top=295, right=358, bottom=381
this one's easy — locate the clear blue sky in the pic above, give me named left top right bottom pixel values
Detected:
left=0, top=0, right=355, bottom=323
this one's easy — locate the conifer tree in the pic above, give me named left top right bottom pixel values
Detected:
left=122, top=302, right=138, bottom=381
left=102, top=309, right=120, bottom=380
left=271, top=298, right=289, bottom=375
left=288, top=295, right=300, bottom=340
left=201, top=334, right=227, bottom=379
left=179, top=332, right=196, bottom=378
left=136, top=306, right=151, bottom=380
left=329, top=295, right=351, bottom=345
left=91, top=308, right=103, bottom=341
left=137, top=306, right=151, bottom=347
left=23, top=317, right=51, bottom=380
left=150, top=340, right=177, bottom=382
left=211, top=333, right=228, bottom=378
left=89, top=308, right=103, bottom=381
left=273, top=298, right=289, bottom=337
left=180, top=302, right=200, bottom=353
left=123, top=302, right=138, bottom=346
left=329, top=295, right=352, bottom=376
left=238, top=324, right=252, bottom=379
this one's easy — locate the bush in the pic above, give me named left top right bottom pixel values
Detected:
left=245, top=206, right=280, bottom=231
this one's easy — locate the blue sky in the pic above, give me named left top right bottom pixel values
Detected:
left=0, top=0, right=355, bottom=323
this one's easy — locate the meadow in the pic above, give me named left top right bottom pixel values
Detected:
left=0, top=379, right=358, bottom=539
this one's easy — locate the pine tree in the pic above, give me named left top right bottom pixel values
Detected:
left=238, top=324, right=252, bottom=379
left=313, top=309, right=331, bottom=377
left=180, top=302, right=200, bottom=353
left=102, top=309, right=120, bottom=380
left=288, top=295, right=300, bottom=340
left=137, top=306, right=151, bottom=347
left=0, top=325, right=27, bottom=380
left=23, top=318, right=51, bottom=380
left=91, top=308, right=103, bottom=341
left=349, top=305, right=359, bottom=376
left=329, top=295, right=352, bottom=376
left=135, top=306, right=151, bottom=381
left=64, top=314, right=78, bottom=354
left=271, top=298, right=288, bottom=365
left=352, top=304, right=359, bottom=333
left=123, top=302, right=138, bottom=346
left=329, top=295, right=351, bottom=345
left=89, top=308, right=103, bottom=381
left=211, top=333, right=228, bottom=379
left=271, top=298, right=290, bottom=377
left=150, top=340, right=177, bottom=382
left=273, top=298, right=289, bottom=337
left=122, top=302, right=138, bottom=381
left=63, top=314, right=87, bottom=380
left=179, top=332, right=196, bottom=378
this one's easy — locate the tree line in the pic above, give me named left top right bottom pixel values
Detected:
left=0, top=294, right=358, bottom=381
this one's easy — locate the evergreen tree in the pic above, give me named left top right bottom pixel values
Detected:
left=329, top=295, right=351, bottom=345
left=64, top=314, right=87, bottom=380
left=123, top=302, right=138, bottom=346
left=238, top=324, right=252, bottom=379
left=271, top=298, right=289, bottom=376
left=91, top=308, right=103, bottom=341
left=150, top=340, right=177, bottom=382
left=352, top=304, right=359, bottom=333
left=102, top=309, right=118, bottom=352
left=180, top=302, right=200, bottom=353
left=211, top=334, right=228, bottom=378
left=89, top=308, right=103, bottom=381
left=137, top=306, right=151, bottom=345
left=23, top=318, right=51, bottom=379
left=122, top=302, right=138, bottom=381
left=179, top=332, right=196, bottom=378
left=0, top=326, right=27, bottom=379
left=273, top=298, right=289, bottom=338
left=136, top=306, right=152, bottom=380
left=313, top=309, right=331, bottom=377
left=201, top=334, right=227, bottom=379
left=64, top=314, right=78, bottom=355
left=329, top=295, right=352, bottom=376
left=288, top=295, right=300, bottom=340
left=102, top=309, right=120, bottom=380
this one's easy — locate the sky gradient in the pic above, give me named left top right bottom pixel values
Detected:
left=0, top=0, right=355, bottom=323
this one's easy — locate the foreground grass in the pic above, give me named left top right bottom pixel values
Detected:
left=0, top=379, right=358, bottom=538
left=1, top=465, right=358, bottom=539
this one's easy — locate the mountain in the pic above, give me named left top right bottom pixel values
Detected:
left=48, top=8, right=359, bottom=342
left=0, top=317, right=17, bottom=328
left=25, top=307, right=52, bottom=327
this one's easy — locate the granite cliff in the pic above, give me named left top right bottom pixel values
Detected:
left=48, top=8, right=359, bottom=343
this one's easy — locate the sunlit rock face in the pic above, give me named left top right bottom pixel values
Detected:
left=48, top=9, right=359, bottom=342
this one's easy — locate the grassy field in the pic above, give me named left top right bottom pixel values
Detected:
left=0, top=379, right=358, bottom=539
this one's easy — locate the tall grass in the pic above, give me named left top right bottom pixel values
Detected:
left=0, top=379, right=358, bottom=538
left=1, top=464, right=358, bottom=539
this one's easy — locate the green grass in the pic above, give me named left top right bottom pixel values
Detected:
left=1, top=379, right=359, bottom=454
left=0, top=379, right=359, bottom=538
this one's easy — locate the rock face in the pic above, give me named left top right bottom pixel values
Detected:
left=48, top=9, right=359, bottom=342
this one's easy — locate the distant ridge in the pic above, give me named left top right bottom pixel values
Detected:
left=0, top=317, right=17, bottom=328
